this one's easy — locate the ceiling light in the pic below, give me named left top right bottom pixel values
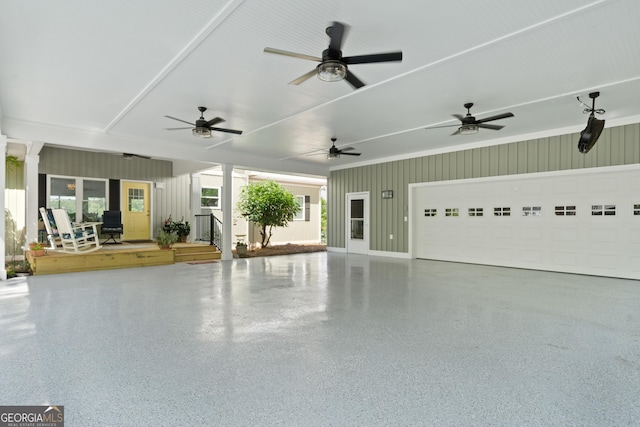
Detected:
left=317, top=60, right=347, bottom=82
left=459, top=124, right=479, bottom=135
left=192, top=127, right=212, bottom=138
left=327, top=152, right=340, bottom=160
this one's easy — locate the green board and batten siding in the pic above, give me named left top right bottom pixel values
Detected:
left=327, top=123, right=640, bottom=252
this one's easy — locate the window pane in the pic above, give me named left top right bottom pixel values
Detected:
left=294, top=196, right=304, bottom=220
left=83, top=179, right=106, bottom=222
left=350, top=199, right=364, bottom=219
left=50, top=177, right=77, bottom=222
left=128, top=188, right=145, bottom=212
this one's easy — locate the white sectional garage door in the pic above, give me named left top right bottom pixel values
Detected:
left=411, top=165, right=640, bottom=280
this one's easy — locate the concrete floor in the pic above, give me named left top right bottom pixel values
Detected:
left=1, top=252, right=639, bottom=426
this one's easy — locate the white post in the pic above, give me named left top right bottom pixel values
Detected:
left=190, top=173, right=201, bottom=243
left=24, top=152, right=41, bottom=246
left=0, top=135, right=7, bottom=280
left=221, top=163, right=233, bottom=260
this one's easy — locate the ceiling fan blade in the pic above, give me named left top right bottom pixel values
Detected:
left=452, top=114, right=465, bottom=121
left=264, top=47, right=321, bottom=62
left=206, top=117, right=225, bottom=126
left=328, top=22, right=347, bottom=51
left=475, top=112, right=514, bottom=124
left=210, top=127, right=243, bottom=135
left=340, top=147, right=355, bottom=152
left=451, top=128, right=461, bottom=136
left=165, top=127, right=193, bottom=130
left=340, top=151, right=361, bottom=156
left=289, top=68, right=317, bottom=85
left=165, top=115, right=195, bottom=126
left=477, top=123, right=504, bottom=131
left=343, top=51, right=403, bottom=64
left=345, top=71, right=365, bottom=89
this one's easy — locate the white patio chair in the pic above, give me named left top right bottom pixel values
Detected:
left=39, top=207, right=62, bottom=250
left=51, top=208, right=101, bottom=254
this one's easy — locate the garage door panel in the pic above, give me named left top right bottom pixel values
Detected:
left=412, top=165, right=640, bottom=279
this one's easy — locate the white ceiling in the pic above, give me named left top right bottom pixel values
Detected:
left=1, top=0, right=639, bottom=177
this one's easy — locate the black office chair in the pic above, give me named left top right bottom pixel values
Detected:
left=101, top=210, right=124, bottom=244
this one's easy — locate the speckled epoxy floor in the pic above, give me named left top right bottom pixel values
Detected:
left=1, top=252, right=639, bottom=426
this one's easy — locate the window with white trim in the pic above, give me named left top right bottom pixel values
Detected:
left=201, top=187, right=220, bottom=208
left=592, top=204, right=616, bottom=216
left=445, top=208, right=459, bottom=217
left=494, top=207, right=511, bottom=216
left=522, top=206, right=542, bottom=217
left=468, top=208, right=483, bottom=217
left=634, top=204, right=640, bottom=215
left=555, top=205, right=576, bottom=216
left=293, top=195, right=305, bottom=220
left=424, top=208, right=437, bottom=217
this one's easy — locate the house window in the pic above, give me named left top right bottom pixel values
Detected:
left=555, top=205, right=576, bottom=216
left=494, top=207, right=511, bottom=216
left=128, top=188, right=144, bottom=212
left=445, top=208, right=459, bottom=217
left=201, top=187, right=220, bottom=208
left=468, top=208, right=483, bottom=217
left=592, top=204, right=616, bottom=216
left=634, top=204, right=640, bottom=215
left=522, top=206, right=542, bottom=217
left=49, top=176, right=107, bottom=223
left=293, top=195, right=305, bottom=220
left=424, top=208, right=437, bottom=217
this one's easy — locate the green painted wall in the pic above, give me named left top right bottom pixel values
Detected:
left=328, top=123, right=640, bottom=252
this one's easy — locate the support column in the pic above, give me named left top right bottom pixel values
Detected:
left=24, top=153, right=40, bottom=246
left=0, top=135, right=7, bottom=280
left=190, top=173, right=201, bottom=243
left=221, top=163, right=233, bottom=261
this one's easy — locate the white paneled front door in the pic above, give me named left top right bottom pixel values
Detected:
left=411, top=165, right=640, bottom=280
left=346, top=192, right=369, bottom=255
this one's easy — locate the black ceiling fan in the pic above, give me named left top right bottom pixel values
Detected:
left=264, top=21, right=402, bottom=89
left=123, top=153, right=150, bottom=160
left=426, top=103, right=514, bottom=135
left=164, top=106, right=243, bottom=138
left=327, top=138, right=361, bottom=160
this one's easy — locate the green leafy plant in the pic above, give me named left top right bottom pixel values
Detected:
left=29, top=241, right=45, bottom=251
left=170, top=220, right=191, bottom=237
left=236, top=180, right=299, bottom=248
left=156, top=229, right=178, bottom=248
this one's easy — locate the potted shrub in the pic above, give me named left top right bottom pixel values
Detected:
left=235, top=240, right=248, bottom=257
left=170, top=220, right=191, bottom=243
left=28, top=241, right=46, bottom=257
left=157, top=229, right=178, bottom=249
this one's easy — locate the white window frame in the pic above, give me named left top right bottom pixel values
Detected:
left=47, top=174, right=108, bottom=223
left=293, top=195, right=305, bottom=221
left=201, top=186, right=221, bottom=209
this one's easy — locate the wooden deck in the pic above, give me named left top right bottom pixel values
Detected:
left=26, top=242, right=221, bottom=275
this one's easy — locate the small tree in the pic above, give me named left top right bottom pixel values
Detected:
left=237, top=180, right=299, bottom=248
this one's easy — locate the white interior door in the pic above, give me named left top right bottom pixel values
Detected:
left=411, top=165, right=640, bottom=280
left=346, top=192, right=369, bottom=255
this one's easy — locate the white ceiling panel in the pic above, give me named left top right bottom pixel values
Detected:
left=1, top=0, right=639, bottom=176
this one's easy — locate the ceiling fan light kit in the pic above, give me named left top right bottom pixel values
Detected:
left=317, top=60, right=347, bottom=82
left=192, top=127, right=212, bottom=138
left=458, top=124, right=479, bottom=135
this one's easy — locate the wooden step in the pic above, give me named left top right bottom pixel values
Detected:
left=28, top=247, right=175, bottom=275
left=174, top=251, right=221, bottom=263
